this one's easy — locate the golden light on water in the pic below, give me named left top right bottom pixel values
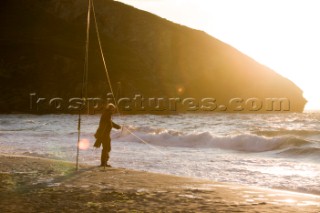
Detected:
left=262, top=166, right=318, bottom=178
left=281, top=199, right=296, bottom=204
left=79, top=139, right=90, bottom=150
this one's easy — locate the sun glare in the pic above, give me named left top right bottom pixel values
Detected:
left=177, top=86, right=185, bottom=94
left=79, top=139, right=90, bottom=150
left=116, top=0, right=320, bottom=110
left=262, top=165, right=318, bottom=179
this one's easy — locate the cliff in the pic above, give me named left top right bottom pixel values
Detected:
left=0, top=0, right=306, bottom=113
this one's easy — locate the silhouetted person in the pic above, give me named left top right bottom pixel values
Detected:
left=94, top=103, right=121, bottom=167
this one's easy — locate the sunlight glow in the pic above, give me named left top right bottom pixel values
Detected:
left=79, top=138, right=90, bottom=150
left=116, top=0, right=320, bottom=110
left=281, top=199, right=296, bottom=204
left=177, top=86, right=185, bottom=94
left=262, top=166, right=318, bottom=178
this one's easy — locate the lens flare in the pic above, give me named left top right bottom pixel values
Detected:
left=79, top=138, right=90, bottom=150
left=177, top=86, right=185, bottom=94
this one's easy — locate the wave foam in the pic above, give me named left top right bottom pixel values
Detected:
left=115, top=128, right=313, bottom=153
left=279, top=147, right=320, bottom=159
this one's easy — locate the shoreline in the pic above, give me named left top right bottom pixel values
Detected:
left=0, top=154, right=319, bottom=212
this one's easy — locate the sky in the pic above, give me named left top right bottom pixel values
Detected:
left=116, top=0, right=320, bottom=110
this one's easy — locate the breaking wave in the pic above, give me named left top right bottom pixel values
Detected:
left=253, top=129, right=320, bottom=137
left=115, top=127, right=317, bottom=154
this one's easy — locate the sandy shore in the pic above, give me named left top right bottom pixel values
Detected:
left=0, top=155, right=319, bottom=212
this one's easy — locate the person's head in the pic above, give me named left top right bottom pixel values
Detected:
left=105, top=103, right=116, bottom=113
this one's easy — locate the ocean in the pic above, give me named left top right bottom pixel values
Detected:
left=1, top=112, right=320, bottom=195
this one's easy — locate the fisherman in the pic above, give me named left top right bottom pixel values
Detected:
left=94, top=103, right=121, bottom=167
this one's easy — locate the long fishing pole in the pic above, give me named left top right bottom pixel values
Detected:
left=91, top=0, right=167, bottom=156
left=76, top=0, right=91, bottom=171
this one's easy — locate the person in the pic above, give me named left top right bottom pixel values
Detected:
left=94, top=103, right=121, bottom=167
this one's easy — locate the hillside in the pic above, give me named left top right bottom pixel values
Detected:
left=0, top=0, right=306, bottom=113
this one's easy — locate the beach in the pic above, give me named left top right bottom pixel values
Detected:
left=0, top=155, right=319, bottom=212
left=1, top=114, right=320, bottom=196
left=1, top=0, right=319, bottom=212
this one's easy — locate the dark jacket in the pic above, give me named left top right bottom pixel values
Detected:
left=94, top=110, right=121, bottom=148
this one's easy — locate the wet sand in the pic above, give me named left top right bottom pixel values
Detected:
left=0, top=155, right=319, bottom=212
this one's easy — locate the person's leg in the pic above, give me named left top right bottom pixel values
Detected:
left=100, top=148, right=108, bottom=166
left=101, top=139, right=111, bottom=166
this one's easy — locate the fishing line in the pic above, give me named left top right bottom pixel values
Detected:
left=91, top=0, right=168, bottom=157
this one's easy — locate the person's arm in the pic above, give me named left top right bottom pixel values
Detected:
left=111, top=121, right=121, bottom=130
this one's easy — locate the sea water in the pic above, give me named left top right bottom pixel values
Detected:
left=0, top=112, right=320, bottom=195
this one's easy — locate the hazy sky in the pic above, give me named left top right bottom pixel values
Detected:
left=116, top=0, right=320, bottom=110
